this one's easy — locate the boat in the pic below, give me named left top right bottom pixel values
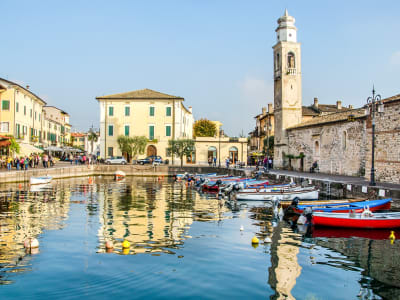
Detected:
left=202, top=178, right=269, bottom=192
left=114, top=170, right=126, bottom=181
left=293, top=198, right=392, bottom=213
left=312, top=227, right=400, bottom=240
left=312, top=210, right=400, bottom=229
left=281, top=198, right=366, bottom=209
left=235, top=187, right=318, bottom=201
left=29, top=176, right=52, bottom=185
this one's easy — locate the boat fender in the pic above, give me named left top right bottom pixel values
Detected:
left=361, top=207, right=373, bottom=218
left=389, top=231, right=396, bottom=240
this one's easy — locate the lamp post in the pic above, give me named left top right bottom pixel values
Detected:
left=366, top=86, right=383, bottom=186
left=218, top=129, right=223, bottom=168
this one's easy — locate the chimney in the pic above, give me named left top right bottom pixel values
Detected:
left=26, top=85, right=30, bottom=90
left=262, top=107, right=267, bottom=115
left=336, top=100, right=342, bottom=110
left=313, top=97, right=319, bottom=108
left=268, top=103, right=273, bottom=113
left=188, top=106, right=192, bottom=113
left=349, top=104, right=354, bottom=109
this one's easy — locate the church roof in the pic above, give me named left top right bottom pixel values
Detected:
left=96, top=88, right=184, bottom=100
left=287, top=108, right=366, bottom=130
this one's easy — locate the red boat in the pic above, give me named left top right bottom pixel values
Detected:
left=312, top=211, right=400, bottom=229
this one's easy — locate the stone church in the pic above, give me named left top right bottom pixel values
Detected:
left=271, top=10, right=400, bottom=184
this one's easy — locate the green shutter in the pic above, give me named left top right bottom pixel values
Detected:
left=149, top=126, right=154, bottom=140
left=16, top=102, right=19, bottom=112
left=166, top=107, right=171, bottom=116
left=125, top=125, right=129, bottom=136
left=24, top=106, right=26, bottom=115
left=150, top=106, right=155, bottom=116
left=125, top=106, right=130, bottom=116
left=108, top=125, right=113, bottom=136
left=108, top=147, right=113, bottom=157
left=109, top=106, right=114, bottom=116
left=166, top=125, right=171, bottom=137
left=2, top=100, right=9, bottom=110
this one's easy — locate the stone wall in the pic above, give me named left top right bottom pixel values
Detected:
left=365, top=99, right=400, bottom=183
left=287, top=119, right=366, bottom=176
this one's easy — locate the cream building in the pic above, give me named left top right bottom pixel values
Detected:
left=0, top=78, right=46, bottom=151
left=96, top=88, right=193, bottom=161
left=42, top=106, right=72, bottom=147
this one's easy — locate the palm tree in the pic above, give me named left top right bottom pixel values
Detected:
left=88, top=130, right=98, bottom=155
left=8, top=136, right=20, bottom=156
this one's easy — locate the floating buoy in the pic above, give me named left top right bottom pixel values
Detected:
left=105, top=240, right=114, bottom=249
left=390, top=231, right=396, bottom=240
left=122, top=240, right=130, bottom=248
left=251, top=236, right=259, bottom=244
left=24, top=238, right=39, bottom=249
left=264, top=237, right=272, bottom=243
left=240, top=225, right=244, bottom=231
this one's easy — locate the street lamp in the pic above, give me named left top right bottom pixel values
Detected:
left=366, top=86, right=383, bottom=186
left=218, top=128, right=223, bottom=168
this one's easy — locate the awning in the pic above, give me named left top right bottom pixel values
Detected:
left=249, top=151, right=264, bottom=156
left=44, top=146, right=63, bottom=151
left=19, top=143, right=44, bottom=156
left=0, top=135, right=11, bottom=148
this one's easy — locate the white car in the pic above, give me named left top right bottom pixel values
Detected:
left=105, top=156, right=127, bottom=165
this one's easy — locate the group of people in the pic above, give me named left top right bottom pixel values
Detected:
left=3, top=153, right=55, bottom=171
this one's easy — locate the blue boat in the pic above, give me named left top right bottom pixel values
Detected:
left=295, top=198, right=392, bottom=213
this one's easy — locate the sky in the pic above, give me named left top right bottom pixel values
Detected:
left=1, top=0, right=399, bottom=136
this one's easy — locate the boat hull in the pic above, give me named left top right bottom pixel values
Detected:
left=235, top=189, right=318, bottom=201
left=294, top=198, right=391, bottom=213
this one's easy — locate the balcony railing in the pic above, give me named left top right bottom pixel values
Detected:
left=287, top=68, right=296, bottom=75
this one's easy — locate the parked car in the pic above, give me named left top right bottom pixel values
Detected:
left=137, top=155, right=163, bottom=165
left=105, top=156, right=127, bottom=165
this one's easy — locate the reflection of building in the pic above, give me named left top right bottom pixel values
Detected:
left=96, top=89, right=193, bottom=162
left=268, top=223, right=301, bottom=299
left=97, top=178, right=227, bottom=253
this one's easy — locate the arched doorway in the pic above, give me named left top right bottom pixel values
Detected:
left=229, top=146, right=238, bottom=163
left=147, top=145, right=157, bottom=157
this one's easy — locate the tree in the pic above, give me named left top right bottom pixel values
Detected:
left=117, top=135, right=148, bottom=162
left=131, top=136, right=147, bottom=160
left=8, top=136, right=20, bottom=156
left=263, top=136, right=274, bottom=156
left=193, top=119, right=217, bottom=137
left=167, top=139, right=195, bottom=167
left=117, top=136, right=133, bottom=161
left=88, top=129, right=98, bottom=155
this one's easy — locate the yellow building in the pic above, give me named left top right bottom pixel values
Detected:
left=0, top=78, right=46, bottom=153
left=96, top=88, right=193, bottom=161
left=71, top=132, right=86, bottom=150
left=42, top=106, right=71, bottom=147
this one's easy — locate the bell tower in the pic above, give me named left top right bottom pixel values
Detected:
left=273, top=9, right=302, bottom=168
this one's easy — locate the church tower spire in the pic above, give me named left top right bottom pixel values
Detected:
left=273, top=10, right=303, bottom=168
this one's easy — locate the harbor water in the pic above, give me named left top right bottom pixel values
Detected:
left=0, top=177, right=399, bottom=299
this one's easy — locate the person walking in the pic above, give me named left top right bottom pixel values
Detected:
left=225, top=158, right=230, bottom=168
left=24, top=156, right=29, bottom=170
left=213, top=157, right=216, bottom=167
left=6, top=156, right=12, bottom=171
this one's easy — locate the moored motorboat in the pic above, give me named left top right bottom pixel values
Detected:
left=30, top=176, right=52, bottom=185
left=235, top=187, right=318, bottom=201
left=114, top=170, right=126, bottom=181
left=294, top=198, right=392, bottom=213
left=312, top=210, right=400, bottom=229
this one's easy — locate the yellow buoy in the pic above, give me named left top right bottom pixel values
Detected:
left=251, top=236, right=259, bottom=244
left=389, top=231, right=396, bottom=240
left=122, top=240, right=130, bottom=248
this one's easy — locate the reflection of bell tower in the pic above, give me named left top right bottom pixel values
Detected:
left=273, top=9, right=302, bottom=168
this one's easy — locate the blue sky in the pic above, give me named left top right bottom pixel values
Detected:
left=1, top=0, right=399, bottom=136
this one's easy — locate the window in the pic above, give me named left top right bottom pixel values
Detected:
left=16, top=102, right=19, bottom=112
left=125, top=106, right=130, bottom=116
left=166, top=106, right=171, bottom=116
left=288, top=52, right=295, bottom=68
left=165, top=125, right=171, bottom=137
left=35, top=111, right=37, bottom=120
left=0, top=122, right=9, bottom=133
left=109, top=106, right=114, bottom=116
left=125, top=125, right=130, bottom=136
left=24, top=106, right=26, bottom=115
left=108, top=147, right=114, bottom=157
left=108, top=125, right=114, bottom=136
left=2, top=100, right=10, bottom=111
left=149, top=125, right=154, bottom=140
left=30, top=109, right=32, bottom=118
left=16, top=124, right=20, bottom=138
left=149, top=106, right=155, bottom=116
left=80, top=137, right=84, bottom=142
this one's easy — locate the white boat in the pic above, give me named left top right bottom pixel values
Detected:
left=239, top=183, right=297, bottom=193
left=30, top=176, right=52, bottom=185
left=114, top=170, right=126, bottom=181
left=235, top=187, right=319, bottom=201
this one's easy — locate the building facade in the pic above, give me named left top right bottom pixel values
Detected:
left=42, top=106, right=71, bottom=147
left=96, top=89, right=193, bottom=161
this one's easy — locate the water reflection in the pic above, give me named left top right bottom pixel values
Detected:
left=97, top=178, right=228, bottom=254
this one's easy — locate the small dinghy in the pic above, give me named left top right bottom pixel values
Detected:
left=312, top=210, right=400, bottom=229
left=235, top=187, right=318, bottom=201
left=30, top=176, right=52, bottom=185
left=114, top=171, right=126, bottom=181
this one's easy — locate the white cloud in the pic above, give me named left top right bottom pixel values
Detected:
left=390, top=51, right=400, bottom=65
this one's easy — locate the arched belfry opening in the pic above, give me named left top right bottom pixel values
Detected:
left=288, top=52, right=295, bottom=68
